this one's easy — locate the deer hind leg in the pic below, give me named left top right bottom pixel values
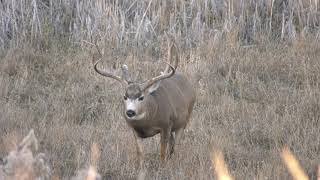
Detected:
left=168, top=131, right=175, bottom=158
left=172, top=128, right=184, bottom=154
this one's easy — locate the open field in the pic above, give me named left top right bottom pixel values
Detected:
left=1, top=0, right=320, bottom=179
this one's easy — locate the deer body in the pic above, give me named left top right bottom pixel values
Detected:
left=125, top=73, right=195, bottom=139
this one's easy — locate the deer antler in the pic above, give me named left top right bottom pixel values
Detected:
left=93, top=43, right=128, bottom=84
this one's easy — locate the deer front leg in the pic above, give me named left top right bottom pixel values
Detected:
left=160, top=127, right=171, bottom=161
left=133, top=131, right=146, bottom=180
left=133, top=133, right=143, bottom=159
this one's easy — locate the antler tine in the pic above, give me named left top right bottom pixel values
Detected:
left=163, top=42, right=179, bottom=73
left=92, top=43, right=127, bottom=84
left=141, top=61, right=176, bottom=91
left=163, top=32, right=179, bottom=73
left=121, top=64, right=133, bottom=83
left=140, top=41, right=178, bottom=91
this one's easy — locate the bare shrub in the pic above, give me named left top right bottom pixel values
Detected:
left=0, top=130, right=50, bottom=180
left=71, top=166, right=101, bottom=180
left=71, top=143, right=101, bottom=180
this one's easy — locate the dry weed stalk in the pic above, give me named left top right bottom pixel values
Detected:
left=212, top=150, right=234, bottom=180
left=0, top=129, right=50, bottom=180
left=71, top=166, right=101, bottom=180
left=281, top=146, right=309, bottom=180
left=71, top=142, right=101, bottom=180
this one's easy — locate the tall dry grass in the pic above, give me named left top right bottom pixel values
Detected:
left=0, top=0, right=320, bottom=179
left=0, top=0, right=319, bottom=50
left=212, top=147, right=316, bottom=180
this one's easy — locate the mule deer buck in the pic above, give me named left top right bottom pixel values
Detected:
left=93, top=43, right=196, bottom=170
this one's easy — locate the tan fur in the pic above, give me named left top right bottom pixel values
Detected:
left=94, top=42, right=196, bottom=178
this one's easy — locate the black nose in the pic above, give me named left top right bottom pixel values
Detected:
left=126, top=110, right=136, bottom=117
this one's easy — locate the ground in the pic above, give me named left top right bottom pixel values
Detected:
left=0, top=0, right=320, bottom=179
left=1, top=39, right=319, bottom=179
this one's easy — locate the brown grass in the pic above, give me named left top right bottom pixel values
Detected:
left=0, top=0, right=320, bottom=179
left=1, top=38, right=319, bottom=179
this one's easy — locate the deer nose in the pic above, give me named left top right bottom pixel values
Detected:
left=126, top=110, right=136, bottom=117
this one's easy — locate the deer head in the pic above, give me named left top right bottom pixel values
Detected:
left=93, top=44, right=177, bottom=121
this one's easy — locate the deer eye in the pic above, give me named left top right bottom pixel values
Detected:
left=138, top=96, right=144, bottom=101
left=124, top=96, right=128, bottom=100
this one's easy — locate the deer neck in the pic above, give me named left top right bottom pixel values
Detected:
left=145, top=97, right=158, bottom=121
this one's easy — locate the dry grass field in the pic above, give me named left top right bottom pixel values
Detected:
left=1, top=0, right=320, bottom=179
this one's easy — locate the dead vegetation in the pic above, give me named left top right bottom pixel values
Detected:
left=0, top=130, right=50, bottom=180
left=0, top=130, right=102, bottom=180
left=212, top=147, right=318, bottom=180
left=0, top=0, right=320, bottom=179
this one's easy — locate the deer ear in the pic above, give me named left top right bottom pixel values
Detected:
left=147, top=81, right=161, bottom=94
